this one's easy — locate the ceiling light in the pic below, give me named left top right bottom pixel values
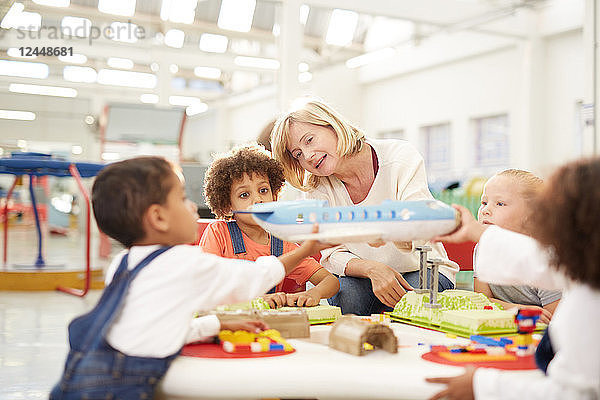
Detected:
left=194, top=66, right=221, bottom=80
left=199, top=33, right=228, bottom=53
left=150, top=62, right=159, bottom=72
left=107, top=57, right=134, bottom=69
left=71, top=145, right=83, bottom=155
left=7, top=47, right=36, bottom=59
left=0, top=60, right=48, bottom=79
left=345, top=47, right=396, bottom=69
left=140, top=94, right=159, bottom=104
left=169, top=64, right=179, bottom=74
left=63, top=66, right=97, bottom=83
left=169, top=95, right=202, bottom=107
left=298, top=62, right=309, bottom=73
left=101, top=152, right=120, bottom=161
left=9, top=83, right=77, bottom=98
left=58, top=53, right=87, bottom=64
left=1, top=3, right=41, bottom=31
left=300, top=4, right=309, bottom=25
left=326, top=9, right=358, bottom=47
left=84, top=115, right=95, bottom=125
left=17, top=140, right=28, bottom=148
left=234, top=56, right=279, bottom=70
left=298, top=71, right=312, bottom=83
left=160, top=0, right=197, bottom=24
left=218, top=0, right=256, bottom=32
left=32, top=0, right=70, bottom=6
left=164, top=29, right=185, bottom=48
left=98, top=0, right=136, bottom=17
left=61, top=16, right=91, bottom=38
left=0, top=110, right=35, bottom=121
left=110, top=21, right=139, bottom=43
left=97, top=69, right=157, bottom=88
left=186, top=103, right=208, bottom=116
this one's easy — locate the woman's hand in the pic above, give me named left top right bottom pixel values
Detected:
left=219, top=319, right=269, bottom=333
left=366, top=261, right=413, bottom=307
left=425, top=366, right=476, bottom=400
left=433, top=204, right=487, bottom=244
left=286, top=291, right=320, bottom=307
left=261, top=292, right=287, bottom=308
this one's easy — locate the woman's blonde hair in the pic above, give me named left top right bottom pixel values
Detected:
left=271, top=98, right=365, bottom=191
left=496, top=169, right=543, bottom=199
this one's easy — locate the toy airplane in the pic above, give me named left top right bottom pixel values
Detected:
left=234, top=199, right=459, bottom=244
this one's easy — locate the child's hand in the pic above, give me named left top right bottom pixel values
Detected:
left=261, top=292, right=287, bottom=308
left=425, top=366, right=476, bottom=400
left=433, top=204, right=487, bottom=243
left=298, top=224, right=335, bottom=254
left=518, top=305, right=552, bottom=324
left=219, top=319, right=268, bottom=333
left=285, top=291, right=320, bottom=307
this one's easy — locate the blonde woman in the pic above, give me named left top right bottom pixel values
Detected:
left=271, top=98, right=455, bottom=315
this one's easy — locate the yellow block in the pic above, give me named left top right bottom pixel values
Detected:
left=439, top=352, right=517, bottom=362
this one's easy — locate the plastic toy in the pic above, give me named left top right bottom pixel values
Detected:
left=328, top=316, right=398, bottom=356
left=212, top=308, right=310, bottom=338
left=514, top=308, right=542, bottom=355
left=234, top=199, right=459, bottom=244
left=218, top=329, right=294, bottom=353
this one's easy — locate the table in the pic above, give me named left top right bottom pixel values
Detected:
left=0, top=152, right=104, bottom=297
left=156, top=322, right=543, bottom=399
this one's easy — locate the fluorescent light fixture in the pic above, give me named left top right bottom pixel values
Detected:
left=98, top=69, right=157, bottom=88
left=110, top=21, right=139, bottom=43
left=107, top=57, right=134, bottom=69
left=234, top=56, right=279, bottom=70
left=218, top=0, right=256, bottom=32
left=326, top=9, right=358, bottom=47
left=199, top=33, right=228, bottom=53
left=61, top=16, right=91, bottom=38
left=7, top=47, right=36, bottom=59
left=1, top=3, right=41, bottom=31
left=9, top=83, right=77, bottom=98
left=0, top=60, right=48, bottom=79
left=300, top=4, right=310, bottom=25
left=186, top=103, right=208, bottom=116
left=58, top=53, right=87, bottom=64
left=298, top=62, right=309, bottom=73
left=272, top=23, right=280, bottom=37
left=298, top=71, right=312, bottom=83
left=71, top=145, right=83, bottom=155
left=101, top=152, right=120, bottom=161
left=160, top=0, right=197, bottom=24
left=0, top=110, right=35, bottom=121
left=98, top=0, right=136, bottom=17
left=33, top=0, right=70, bottom=7
left=345, top=47, right=396, bottom=69
left=63, top=66, right=97, bottom=83
left=164, top=29, right=185, bottom=48
left=169, top=95, right=202, bottom=107
left=140, top=93, right=159, bottom=104
left=169, top=64, right=179, bottom=74
left=194, top=66, right=221, bottom=80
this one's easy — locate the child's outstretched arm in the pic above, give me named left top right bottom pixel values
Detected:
left=286, top=269, right=340, bottom=307
left=433, top=204, right=487, bottom=244
left=277, top=225, right=332, bottom=276
left=426, top=366, right=476, bottom=400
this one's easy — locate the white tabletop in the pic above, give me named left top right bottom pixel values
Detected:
left=156, top=322, right=542, bottom=400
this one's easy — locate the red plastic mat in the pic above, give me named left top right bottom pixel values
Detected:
left=422, top=351, right=537, bottom=370
left=181, top=343, right=295, bottom=359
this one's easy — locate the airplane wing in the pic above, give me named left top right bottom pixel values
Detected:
left=287, top=230, right=383, bottom=245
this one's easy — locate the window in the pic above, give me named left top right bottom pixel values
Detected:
left=473, top=114, right=509, bottom=169
left=420, top=122, right=451, bottom=173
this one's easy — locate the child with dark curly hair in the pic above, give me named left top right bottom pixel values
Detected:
left=201, top=144, right=339, bottom=308
left=426, top=157, right=600, bottom=400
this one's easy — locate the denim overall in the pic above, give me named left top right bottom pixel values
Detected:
left=50, top=246, right=178, bottom=400
left=227, top=221, right=282, bottom=294
left=535, top=328, right=555, bottom=374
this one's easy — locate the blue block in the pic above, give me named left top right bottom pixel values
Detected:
left=470, top=335, right=505, bottom=347
left=269, top=343, right=284, bottom=351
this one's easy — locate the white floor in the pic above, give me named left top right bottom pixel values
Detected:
left=0, top=223, right=114, bottom=399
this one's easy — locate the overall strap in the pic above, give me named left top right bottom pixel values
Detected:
left=226, top=221, right=246, bottom=254
left=534, top=328, right=555, bottom=374
left=77, top=246, right=173, bottom=350
left=270, top=236, right=283, bottom=257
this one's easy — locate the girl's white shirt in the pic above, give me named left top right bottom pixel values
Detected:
left=103, top=244, right=284, bottom=357
left=473, top=226, right=600, bottom=400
